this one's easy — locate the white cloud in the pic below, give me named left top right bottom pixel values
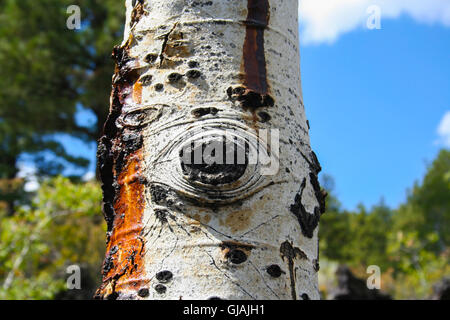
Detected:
left=299, top=0, right=450, bottom=44
left=437, top=111, right=450, bottom=148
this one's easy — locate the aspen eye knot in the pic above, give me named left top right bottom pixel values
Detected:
left=179, top=137, right=248, bottom=186
left=148, top=113, right=274, bottom=205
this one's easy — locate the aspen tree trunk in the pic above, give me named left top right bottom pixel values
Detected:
left=95, top=0, right=326, bottom=300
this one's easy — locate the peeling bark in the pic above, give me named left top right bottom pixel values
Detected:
left=96, top=0, right=324, bottom=300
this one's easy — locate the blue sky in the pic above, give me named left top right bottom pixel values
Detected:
left=45, top=3, right=450, bottom=211
left=300, top=5, right=450, bottom=210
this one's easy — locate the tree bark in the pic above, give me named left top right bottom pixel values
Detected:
left=95, top=0, right=325, bottom=300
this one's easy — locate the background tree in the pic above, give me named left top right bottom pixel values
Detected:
left=319, top=150, right=450, bottom=299
left=0, top=0, right=124, bottom=213
left=393, top=149, right=450, bottom=252
left=0, top=177, right=104, bottom=299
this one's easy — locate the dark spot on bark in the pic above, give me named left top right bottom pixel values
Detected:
left=313, top=259, right=320, bottom=272
left=290, top=178, right=322, bottom=238
left=220, top=241, right=254, bottom=265
left=301, top=293, right=310, bottom=300
left=145, top=53, right=158, bottom=64
left=226, top=249, right=247, bottom=264
left=191, top=107, right=218, bottom=118
left=137, top=288, right=149, bottom=298
left=227, top=86, right=245, bottom=97
left=155, top=284, right=167, bottom=294
left=258, top=111, right=271, bottom=123
left=208, top=296, right=222, bottom=300
left=306, top=120, right=310, bottom=130
left=188, top=61, right=199, bottom=68
left=168, top=72, right=183, bottom=83
left=155, top=83, right=164, bottom=91
left=140, top=75, right=153, bottom=85
left=156, top=270, right=173, bottom=283
left=266, top=264, right=284, bottom=278
left=186, top=69, right=201, bottom=79
left=227, top=86, right=274, bottom=110
left=191, top=1, right=213, bottom=7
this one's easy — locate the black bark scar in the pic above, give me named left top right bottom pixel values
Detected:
left=290, top=178, right=322, bottom=238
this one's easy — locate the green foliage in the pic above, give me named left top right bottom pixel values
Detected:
left=386, top=231, right=450, bottom=299
left=393, top=149, right=450, bottom=252
left=319, top=149, right=450, bottom=299
left=0, top=176, right=104, bottom=299
left=0, top=0, right=86, bottom=178
left=320, top=198, right=392, bottom=270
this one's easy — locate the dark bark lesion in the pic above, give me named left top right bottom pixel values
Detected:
left=95, top=38, right=149, bottom=299
left=290, top=149, right=327, bottom=238
left=280, top=241, right=308, bottom=300
left=289, top=178, right=321, bottom=239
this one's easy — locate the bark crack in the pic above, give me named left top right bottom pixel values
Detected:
left=240, top=214, right=280, bottom=237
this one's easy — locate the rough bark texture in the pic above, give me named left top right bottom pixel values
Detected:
left=95, top=0, right=324, bottom=300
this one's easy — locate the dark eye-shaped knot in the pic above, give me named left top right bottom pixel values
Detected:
left=179, top=136, right=249, bottom=186
left=149, top=118, right=274, bottom=205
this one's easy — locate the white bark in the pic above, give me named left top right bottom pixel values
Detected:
left=96, top=0, right=324, bottom=300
